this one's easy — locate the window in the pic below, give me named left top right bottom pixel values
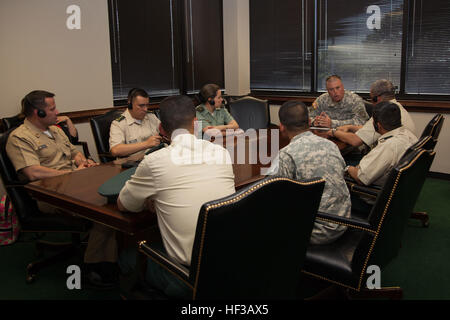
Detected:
left=108, top=0, right=180, bottom=100
left=405, top=0, right=450, bottom=94
left=108, top=0, right=224, bottom=102
left=317, top=0, right=403, bottom=92
left=250, top=0, right=312, bottom=92
left=250, top=0, right=450, bottom=97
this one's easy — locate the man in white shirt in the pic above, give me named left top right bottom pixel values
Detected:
left=117, top=95, right=235, bottom=298
left=346, top=102, right=418, bottom=187
left=326, top=79, right=416, bottom=150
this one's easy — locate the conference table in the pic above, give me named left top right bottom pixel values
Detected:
left=24, top=127, right=349, bottom=236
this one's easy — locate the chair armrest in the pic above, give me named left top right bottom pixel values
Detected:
left=98, top=152, right=116, bottom=163
left=138, top=241, right=192, bottom=288
left=315, top=211, right=375, bottom=233
left=345, top=176, right=381, bottom=199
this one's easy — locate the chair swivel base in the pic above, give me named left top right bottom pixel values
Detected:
left=26, top=245, right=83, bottom=284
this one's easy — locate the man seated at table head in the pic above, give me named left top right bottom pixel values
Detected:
left=275, top=100, right=351, bottom=245
left=6, top=90, right=118, bottom=289
left=109, top=88, right=161, bottom=157
left=117, top=95, right=236, bottom=298
left=346, top=102, right=418, bottom=187
left=196, top=83, right=239, bottom=133
left=309, top=74, right=369, bottom=128
left=328, top=79, right=416, bottom=150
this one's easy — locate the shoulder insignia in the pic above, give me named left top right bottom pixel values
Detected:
left=312, top=101, right=318, bottom=110
left=115, top=115, right=125, bottom=122
left=196, top=106, right=204, bottom=112
left=379, top=135, right=393, bottom=143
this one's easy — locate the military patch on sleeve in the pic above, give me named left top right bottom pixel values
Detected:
left=379, top=135, right=393, bottom=143
left=312, top=101, right=318, bottom=110
left=196, top=106, right=204, bottom=112
left=115, top=115, right=125, bottom=122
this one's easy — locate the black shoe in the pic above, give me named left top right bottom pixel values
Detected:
left=82, top=263, right=118, bottom=290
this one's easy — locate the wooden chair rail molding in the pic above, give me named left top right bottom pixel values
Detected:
left=252, top=95, right=450, bottom=114
left=58, top=96, right=449, bottom=125
left=58, top=104, right=160, bottom=124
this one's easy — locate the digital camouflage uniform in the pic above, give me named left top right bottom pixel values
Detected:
left=276, top=131, right=351, bottom=244
left=310, top=90, right=369, bottom=128
left=195, top=104, right=235, bottom=131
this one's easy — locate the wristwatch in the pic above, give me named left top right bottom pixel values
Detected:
left=331, top=128, right=337, bottom=137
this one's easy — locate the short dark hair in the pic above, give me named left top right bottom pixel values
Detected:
left=127, top=88, right=149, bottom=108
left=372, top=102, right=401, bottom=131
left=159, top=95, right=195, bottom=134
left=325, top=75, right=342, bottom=83
left=278, top=100, right=309, bottom=131
left=21, top=90, right=55, bottom=117
left=199, top=83, right=220, bottom=103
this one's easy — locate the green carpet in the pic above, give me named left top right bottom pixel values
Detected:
left=0, top=177, right=449, bottom=300
left=381, top=178, right=450, bottom=299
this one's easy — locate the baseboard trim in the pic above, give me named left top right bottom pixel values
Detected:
left=428, top=171, right=450, bottom=181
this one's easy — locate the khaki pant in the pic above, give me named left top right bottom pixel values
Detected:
left=37, top=201, right=118, bottom=263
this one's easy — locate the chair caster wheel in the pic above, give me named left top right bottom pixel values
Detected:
left=26, top=274, right=36, bottom=284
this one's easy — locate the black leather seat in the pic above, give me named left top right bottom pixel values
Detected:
left=0, top=129, right=91, bottom=283
left=229, top=96, right=269, bottom=131
left=137, top=177, right=325, bottom=299
left=302, top=148, right=435, bottom=299
left=1, top=115, right=91, bottom=158
left=90, top=109, right=123, bottom=163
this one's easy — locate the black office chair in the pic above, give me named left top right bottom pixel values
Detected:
left=0, top=129, right=91, bottom=283
left=346, top=135, right=437, bottom=227
left=1, top=114, right=91, bottom=159
left=90, top=109, right=123, bottom=163
left=136, top=177, right=325, bottom=300
left=419, top=114, right=444, bottom=150
left=363, top=100, right=374, bottom=118
left=229, top=96, right=269, bottom=131
left=303, top=148, right=435, bottom=299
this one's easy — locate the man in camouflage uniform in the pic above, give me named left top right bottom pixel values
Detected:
left=309, top=75, right=369, bottom=128
left=196, top=83, right=239, bottom=132
left=346, top=102, right=417, bottom=187
left=109, top=88, right=161, bottom=157
left=276, top=100, right=351, bottom=244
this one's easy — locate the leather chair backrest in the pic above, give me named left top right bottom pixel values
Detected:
left=420, top=114, right=444, bottom=142
left=363, top=100, right=373, bottom=118
left=1, top=115, right=25, bottom=133
left=90, top=109, right=123, bottom=163
left=0, top=130, right=39, bottom=224
left=364, top=149, right=434, bottom=269
left=229, top=96, right=269, bottom=131
left=189, top=177, right=325, bottom=299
